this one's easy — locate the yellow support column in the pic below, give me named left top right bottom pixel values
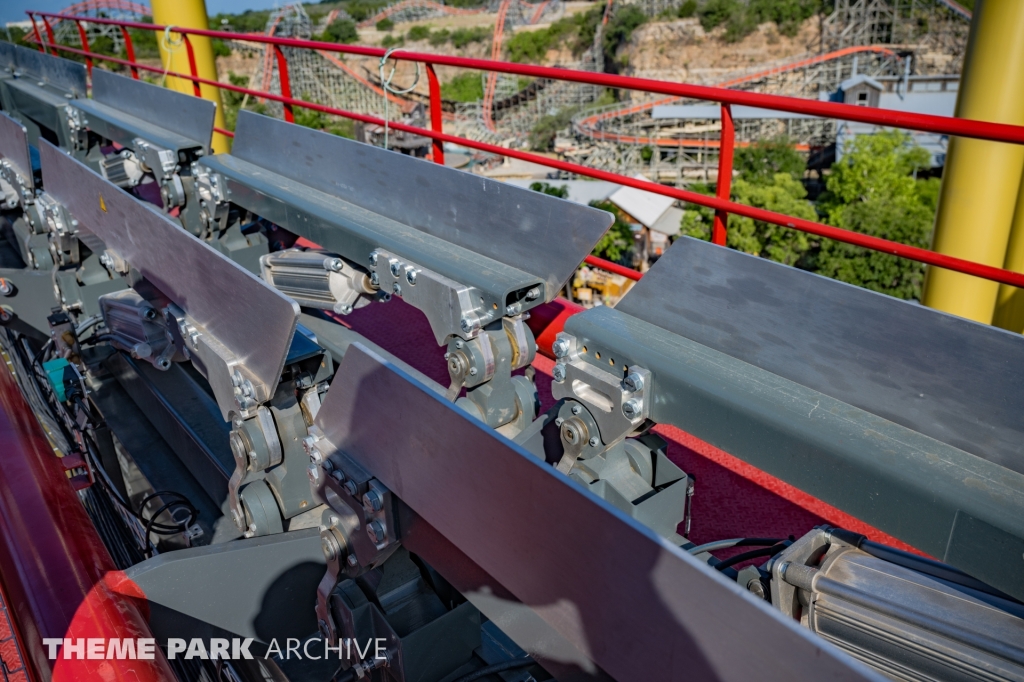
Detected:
left=993, top=174, right=1024, bottom=331
left=150, top=0, right=230, bottom=153
left=922, top=0, right=1024, bottom=323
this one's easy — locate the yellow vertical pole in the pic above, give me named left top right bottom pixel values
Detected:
left=993, top=173, right=1024, bottom=331
left=150, top=0, right=230, bottom=153
left=921, top=0, right=1024, bottom=323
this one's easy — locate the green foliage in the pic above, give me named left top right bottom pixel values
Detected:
left=346, top=0, right=388, bottom=22
left=528, top=105, right=578, bottom=151
left=126, top=19, right=159, bottom=60
left=441, top=72, right=484, bottom=101
left=589, top=200, right=636, bottom=262
left=376, top=18, right=395, bottom=31
left=381, top=34, right=404, bottom=48
left=3, top=27, right=29, bottom=45
left=211, top=38, right=232, bottom=57
left=602, top=5, right=647, bottom=66
left=814, top=131, right=937, bottom=300
left=505, top=9, right=601, bottom=63
left=529, top=182, right=569, bottom=198
left=407, top=25, right=431, bottom=41
left=321, top=18, right=359, bottom=44
left=734, top=135, right=805, bottom=183
left=679, top=175, right=815, bottom=265
left=221, top=72, right=250, bottom=132
left=640, top=145, right=654, bottom=162
left=698, top=0, right=819, bottom=42
left=293, top=106, right=356, bottom=139
left=210, top=10, right=271, bottom=33
left=450, top=26, right=491, bottom=48
left=678, top=0, right=699, bottom=17
left=428, top=28, right=451, bottom=45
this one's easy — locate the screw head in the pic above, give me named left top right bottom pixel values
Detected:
left=406, top=270, right=417, bottom=285
left=362, top=489, right=383, bottom=512
left=390, top=261, right=401, bottom=277
left=344, top=480, right=358, bottom=497
left=347, top=554, right=359, bottom=566
left=506, top=302, right=521, bottom=316
left=331, top=469, right=345, bottom=482
left=369, top=252, right=379, bottom=266
left=370, top=272, right=380, bottom=286
left=329, top=258, right=343, bottom=272
left=367, top=519, right=386, bottom=544
left=554, top=417, right=564, bottom=426
left=622, top=398, right=642, bottom=419
left=624, top=373, right=645, bottom=392
left=589, top=436, right=600, bottom=447
left=392, top=282, right=402, bottom=296
left=571, top=404, right=581, bottom=415
left=552, top=338, right=570, bottom=358
left=308, top=463, right=320, bottom=483
left=460, top=318, right=476, bottom=333
left=552, top=363, right=566, bottom=383
left=526, top=287, right=540, bottom=300
left=0, top=279, right=13, bottom=296
left=468, top=367, right=478, bottom=376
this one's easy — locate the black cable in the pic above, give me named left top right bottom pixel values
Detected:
left=714, top=543, right=789, bottom=571
left=451, top=659, right=535, bottom=682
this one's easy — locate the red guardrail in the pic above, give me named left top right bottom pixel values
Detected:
left=20, top=10, right=1024, bottom=290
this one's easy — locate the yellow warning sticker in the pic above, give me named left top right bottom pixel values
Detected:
left=99, top=193, right=107, bottom=212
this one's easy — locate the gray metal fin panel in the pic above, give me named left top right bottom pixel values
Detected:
left=314, top=344, right=877, bottom=682
left=0, top=110, right=33, bottom=189
left=90, top=68, right=215, bottom=152
left=229, top=110, right=612, bottom=296
left=38, top=140, right=299, bottom=397
left=0, top=42, right=16, bottom=72
left=9, top=44, right=85, bottom=97
left=616, top=236, right=1024, bottom=475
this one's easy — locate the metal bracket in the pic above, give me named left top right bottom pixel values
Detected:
left=550, top=331, right=652, bottom=446
left=371, top=248, right=492, bottom=344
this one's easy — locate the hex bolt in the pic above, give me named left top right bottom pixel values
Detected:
left=468, top=367, right=478, bottom=376
left=554, top=417, right=564, bottom=426
left=362, top=489, right=383, bottom=512
left=571, top=404, right=581, bottom=415
left=369, top=252, right=379, bottom=267
left=622, top=398, right=642, bottom=419
left=460, top=318, right=475, bottom=334
left=526, top=287, right=540, bottom=300
left=392, top=282, right=402, bottom=296
left=552, top=338, right=570, bottom=358
left=589, top=436, right=600, bottom=447
left=347, top=554, right=358, bottom=567
left=367, top=519, right=386, bottom=544
left=0, top=279, right=12, bottom=296
left=331, top=469, right=345, bottom=482
left=390, top=261, right=401, bottom=277
left=328, top=258, right=343, bottom=272
left=308, top=463, right=320, bottom=484
left=302, top=435, right=317, bottom=456
left=370, top=272, right=380, bottom=286
left=344, top=480, right=359, bottom=497
left=624, top=373, right=645, bottom=393
left=506, top=303, right=521, bottom=316
left=552, top=363, right=567, bottom=383
left=406, top=270, right=417, bottom=285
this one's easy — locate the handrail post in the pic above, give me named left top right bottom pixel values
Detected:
left=273, top=45, right=294, bottom=123
left=426, top=64, right=445, bottom=165
left=712, top=103, right=735, bottom=246
left=74, top=20, right=93, bottom=79
left=119, top=26, right=139, bottom=80
left=29, top=15, right=46, bottom=54
left=41, top=17, right=57, bottom=54
left=181, top=34, right=204, bottom=98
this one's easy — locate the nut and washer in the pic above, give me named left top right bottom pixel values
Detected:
left=622, top=398, right=642, bottom=419
left=367, top=519, right=386, bottom=544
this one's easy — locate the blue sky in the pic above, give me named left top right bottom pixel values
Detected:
left=3, top=1, right=286, bottom=26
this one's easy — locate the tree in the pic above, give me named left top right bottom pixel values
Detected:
left=734, top=135, right=805, bottom=184
left=679, top=175, right=816, bottom=265
left=814, top=130, right=938, bottom=300
left=589, top=200, right=635, bottom=263
left=529, top=182, right=569, bottom=199
left=321, top=18, right=359, bottom=44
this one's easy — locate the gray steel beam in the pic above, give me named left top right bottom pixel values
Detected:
left=618, top=236, right=1024, bottom=475
left=312, top=344, right=879, bottom=682
left=0, top=43, right=86, bottom=97
left=75, top=68, right=215, bottom=153
left=564, top=306, right=1024, bottom=601
left=207, top=110, right=611, bottom=300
